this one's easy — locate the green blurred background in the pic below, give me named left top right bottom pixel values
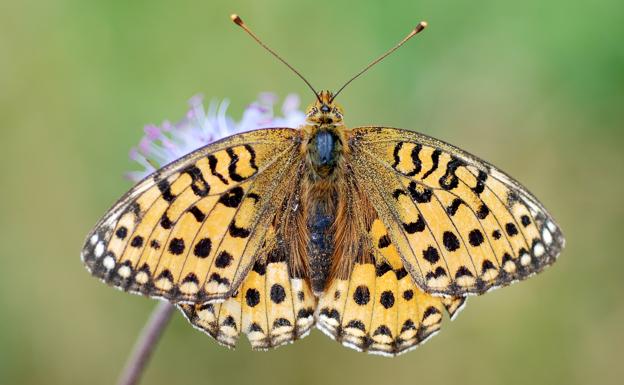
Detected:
left=1, top=0, right=623, bottom=384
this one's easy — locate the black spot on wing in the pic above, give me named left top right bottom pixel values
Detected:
left=395, top=268, right=408, bottom=280
left=482, top=259, right=496, bottom=273
left=379, top=291, right=395, bottom=309
left=218, top=186, right=244, bottom=208
left=214, top=251, right=233, bottom=268
left=376, top=262, right=393, bottom=277
left=244, top=144, right=258, bottom=172
left=472, top=170, right=488, bottom=195
left=423, top=246, right=440, bottom=264
left=392, top=189, right=407, bottom=200
left=208, top=154, right=229, bottom=184
left=426, top=266, right=447, bottom=280
left=446, top=198, right=464, bottom=216
left=229, top=222, right=250, bottom=238
left=247, top=192, right=261, bottom=202
left=115, top=226, right=127, bottom=239
left=223, top=315, right=237, bottom=328
left=273, top=318, right=291, bottom=328
left=439, top=157, right=465, bottom=190
left=506, top=223, right=519, bottom=237
left=406, top=144, right=422, bottom=176
left=160, top=214, right=173, bottom=229
left=227, top=148, right=244, bottom=182
left=443, top=231, right=460, bottom=251
left=391, top=142, right=403, bottom=169
left=468, top=229, right=485, bottom=247
left=297, top=308, right=314, bottom=319
left=373, top=325, right=392, bottom=337
left=168, top=238, right=185, bottom=255
left=378, top=234, right=391, bottom=248
left=193, top=238, right=212, bottom=258
left=156, top=179, right=175, bottom=202
left=353, top=285, right=370, bottom=305
left=130, top=236, right=143, bottom=248
left=245, top=288, right=260, bottom=307
left=422, top=149, right=441, bottom=179
left=403, top=214, right=425, bottom=234
left=270, top=284, right=286, bottom=304
left=401, top=319, right=416, bottom=332
left=182, top=272, right=199, bottom=284
left=252, top=260, right=266, bottom=275
left=476, top=204, right=490, bottom=219
left=320, top=308, right=340, bottom=321
left=249, top=322, right=263, bottom=332
left=189, top=206, right=206, bottom=222
left=455, top=266, right=474, bottom=278
left=345, top=319, right=366, bottom=331
left=407, top=181, right=432, bottom=203
left=422, top=306, right=440, bottom=320
left=208, top=273, right=230, bottom=286
left=183, top=165, right=210, bottom=197
left=521, top=215, right=531, bottom=227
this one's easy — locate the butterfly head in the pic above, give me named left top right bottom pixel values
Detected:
left=306, top=91, right=344, bottom=126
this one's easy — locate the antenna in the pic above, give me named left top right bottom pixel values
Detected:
left=330, top=21, right=428, bottom=102
left=230, top=14, right=321, bottom=102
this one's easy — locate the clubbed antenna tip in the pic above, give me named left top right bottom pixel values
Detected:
left=230, top=14, right=243, bottom=26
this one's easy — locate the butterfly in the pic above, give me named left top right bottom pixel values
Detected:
left=81, top=15, right=564, bottom=356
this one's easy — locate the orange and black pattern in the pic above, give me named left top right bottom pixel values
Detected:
left=82, top=129, right=302, bottom=304
left=349, top=127, right=564, bottom=297
left=82, top=91, right=564, bottom=356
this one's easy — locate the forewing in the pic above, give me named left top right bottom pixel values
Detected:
left=348, top=126, right=564, bottom=296
left=81, top=128, right=301, bottom=303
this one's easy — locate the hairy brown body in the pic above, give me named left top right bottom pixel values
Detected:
left=283, top=91, right=375, bottom=295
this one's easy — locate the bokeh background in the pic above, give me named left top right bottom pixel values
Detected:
left=1, top=1, right=623, bottom=384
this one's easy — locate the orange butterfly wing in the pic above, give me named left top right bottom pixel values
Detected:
left=81, top=128, right=301, bottom=303
left=347, top=126, right=565, bottom=297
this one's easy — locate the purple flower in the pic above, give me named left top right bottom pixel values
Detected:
left=126, top=93, right=306, bottom=182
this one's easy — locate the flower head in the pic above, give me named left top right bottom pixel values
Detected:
left=127, top=93, right=306, bottom=182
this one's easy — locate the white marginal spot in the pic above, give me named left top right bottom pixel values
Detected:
left=135, top=271, right=149, bottom=284
left=103, top=256, right=115, bottom=270
left=547, top=221, right=557, bottom=233
left=520, top=253, right=532, bottom=266
left=180, top=281, right=199, bottom=295
left=118, top=265, right=132, bottom=278
left=503, top=260, right=516, bottom=273
left=94, top=242, right=105, bottom=258
left=533, top=243, right=545, bottom=257
left=542, top=228, right=553, bottom=245
left=90, top=234, right=99, bottom=245
left=155, top=277, right=173, bottom=291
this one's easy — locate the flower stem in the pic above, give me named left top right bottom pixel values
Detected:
left=117, top=301, right=175, bottom=385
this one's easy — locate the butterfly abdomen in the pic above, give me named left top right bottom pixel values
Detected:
left=307, top=199, right=335, bottom=294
